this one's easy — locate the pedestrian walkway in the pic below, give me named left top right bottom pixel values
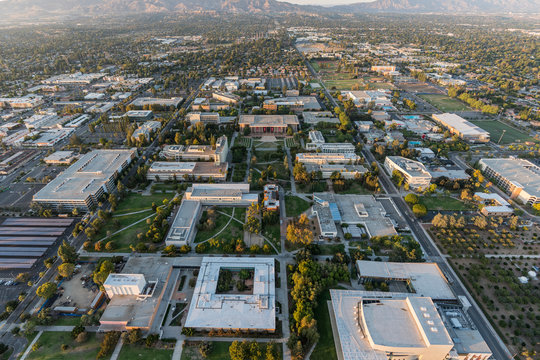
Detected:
left=20, top=331, right=42, bottom=360
left=109, top=337, right=124, bottom=360
left=171, top=338, right=184, bottom=360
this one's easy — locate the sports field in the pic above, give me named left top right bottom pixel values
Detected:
left=418, top=94, right=469, bottom=112
left=324, top=79, right=365, bottom=90
left=470, top=120, right=536, bottom=144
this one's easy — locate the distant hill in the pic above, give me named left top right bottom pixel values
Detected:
left=0, top=0, right=538, bottom=21
left=334, top=0, right=540, bottom=13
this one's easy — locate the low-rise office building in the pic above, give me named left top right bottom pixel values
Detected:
left=302, top=111, right=339, bottom=125
left=239, top=115, right=299, bottom=135
left=479, top=158, right=540, bottom=205
left=432, top=113, right=490, bottom=143
left=104, top=274, right=147, bottom=298
left=161, top=135, right=228, bottom=164
left=212, top=92, right=241, bottom=105
left=296, top=152, right=361, bottom=165
left=263, top=184, right=279, bottom=211
left=474, top=192, right=514, bottom=217
left=131, top=121, right=161, bottom=141
left=130, top=97, right=183, bottom=109
left=147, top=161, right=228, bottom=182
left=126, top=110, right=154, bottom=120
left=164, top=200, right=202, bottom=247
left=263, top=96, right=321, bottom=112
left=33, top=149, right=136, bottom=212
left=312, top=194, right=397, bottom=238
left=304, top=163, right=367, bottom=179
left=184, top=257, right=276, bottom=332
left=384, top=156, right=432, bottom=189
left=184, top=183, right=258, bottom=206
left=43, top=151, right=78, bottom=165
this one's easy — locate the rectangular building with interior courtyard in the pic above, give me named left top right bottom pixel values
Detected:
left=184, top=256, right=276, bottom=332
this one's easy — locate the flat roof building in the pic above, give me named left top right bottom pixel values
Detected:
left=239, top=115, right=299, bottom=136
left=126, top=110, right=154, bottom=120
left=161, top=135, right=228, bottom=164
left=263, top=184, right=279, bottom=211
left=43, top=151, right=78, bottom=165
left=312, top=194, right=397, bottom=238
left=104, top=274, right=147, bottom=298
left=479, top=158, right=540, bottom=205
left=474, top=192, right=514, bottom=217
left=33, top=149, right=136, bottom=212
left=329, top=290, right=455, bottom=360
left=147, top=161, right=228, bottom=182
left=132, top=121, right=161, bottom=141
left=130, top=97, right=183, bottom=109
left=165, top=200, right=202, bottom=247
left=185, top=183, right=258, bottom=206
left=184, top=257, right=276, bottom=332
left=432, top=113, right=490, bottom=143
left=384, top=156, right=432, bottom=189
left=355, top=260, right=456, bottom=301
left=296, top=152, right=362, bottom=165
left=302, top=111, right=339, bottom=125
left=263, top=96, right=321, bottom=112
left=304, top=163, right=367, bottom=179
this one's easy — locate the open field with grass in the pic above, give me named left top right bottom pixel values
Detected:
left=418, top=94, right=469, bottom=112
left=115, top=192, right=171, bottom=215
left=26, top=331, right=100, bottom=360
left=470, top=120, right=537, bottom=144
left=118, top=343, right=174, bottom=360
left=324, top=79, right=364, bottom=90
left=181, top=341, right=232, bottom=360
left=419, top=195, right=472, bottom=211
left=285, top=195, right=311, bottom=217
left=336, top=182, right=373, bottom=195
left=194, top=207, right=245, bottom=243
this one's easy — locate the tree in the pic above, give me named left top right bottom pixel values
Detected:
left=244, top=203, right=261, bottom=234
left=125, top=329, right=141, bottom=344
left=473, top=216, right=488, bottom=229
left=57, top=263, right=75, bottom=278
left=412, top=204, right=427, bottom=217
left=199, top=341, right=212, bottom=358
left=97, top=332, right=120, bottom=359
left=404, top=193, right=418, bottom=205
left=57, top=241, right=78, bottom=264
left=93, top=260, right=114, bottom=287
left=36, top=282, right=57, bottom=300
left=432, top=213, right=448, bottom=228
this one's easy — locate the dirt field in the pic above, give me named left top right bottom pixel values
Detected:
left=55, top=263, right=98, bottom=309
left=397, top=82, right=445, bottom=94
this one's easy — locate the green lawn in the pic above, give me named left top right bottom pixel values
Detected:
left=470, top=120, right=536, bottom=144
left=263, top=223, right=282, bottom=251
left=181, top=341, right=232, bottom=360
left=418, top=94, right=469, bottom=112
left=118, top=344, right=174, bottom=360
left=254, top=162, right=289, bottom=181
left=114, top=192, right=171, bottom=215
left=311, top=288, right=343, bottom=360
left=195, top=208, right=244, bottom=243
left=50, top=316, right=82, bottom=326
left=419, top=196, right=472, bottom=211
left=285, top=196, right=311, bottom=217
left=319, top=244, right=345, bottom=255
left=26, top=331, right=100, bottom=360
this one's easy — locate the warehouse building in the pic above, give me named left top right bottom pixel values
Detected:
left=33, top=149, right=136, bottom=212
left=432, top=113, right=490, bottom=143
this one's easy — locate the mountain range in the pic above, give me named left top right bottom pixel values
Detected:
left=0, top=0, right=538, bottom=20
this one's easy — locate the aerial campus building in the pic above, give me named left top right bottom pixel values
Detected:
left=296, top=152, right=362, bottom=165
left=330, top=261, right=492, bottom=360
left=184, top=257, right=276, bottom=332
left=161, top=135, right=229, bottom=164
left=166, top=184, right=258, bottom=246
left=432, top=113, right=490, bottom=143
left=306, top=130, right=356, bottom=153
left=146, top=162, right=228, bottom=182
left=238, top=115, right=299, bottom=135
left=184, top=183, right=258, bottom=206
left=131, top=121, right=161, bottom=141
left=33, top=149, right=136, bottom=212
left=130, top=97, right=183, bottom=108
left=479, top=158, right=540, bottom=205
left=263, top=96, right=321, bottom=112
left=384, top=156, right=432, bottom=189
left=311, top=194, right=397, bottom=238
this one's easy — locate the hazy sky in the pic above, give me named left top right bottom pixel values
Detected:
left=281, top=0, right=372, bottom=6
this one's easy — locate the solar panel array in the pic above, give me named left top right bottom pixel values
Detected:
left=0, top=218, right=73, bottom=270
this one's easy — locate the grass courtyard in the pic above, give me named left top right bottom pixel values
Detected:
left=117, top=344, right=174, bottom=360
left=194, top=207, right=245, bottom=243
left=418, top=195, right=472, bottom=211
left=181, top=341, right=232, bottom=360
left=418, top=94, right=469, bottom=112
left=285, top=195, right=311, bottom=217
left=26, top=331, right=101, bottom=360
left=470, top=120, right=536, bottom=144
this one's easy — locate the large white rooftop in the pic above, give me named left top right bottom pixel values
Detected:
left=185, top=257, right=276, bottom=331
left=356, top=260, right=455, bottom=300
left=479, top=158, right=540, bottom=199
left=432, top=113, right=489, bottom=140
